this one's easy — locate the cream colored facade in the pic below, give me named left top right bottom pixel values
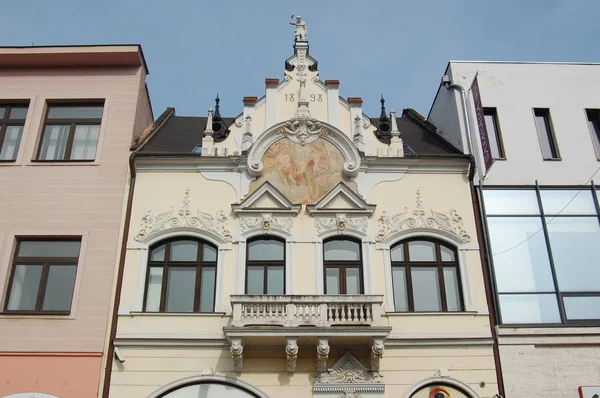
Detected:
left=109, top=34, right=499, bottom=398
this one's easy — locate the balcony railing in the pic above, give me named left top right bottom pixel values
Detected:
left=230, top=295, right=384, bottom=327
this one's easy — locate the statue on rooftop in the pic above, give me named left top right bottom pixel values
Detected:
left=289, top=14, right=307, bottom=41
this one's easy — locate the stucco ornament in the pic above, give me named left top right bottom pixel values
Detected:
left=286, top=338, right=299, bottom=372
left=376, top=190, right=471, bottom=243
left=239, top=213, right=293, bottom=234
left=316, top=338, right=330, bottom=372
left=277, top=111, right=327, bottom=145
left=315, top=214, right=367, bottom=235
left=134, top=190, right=232, bottom=243
left=230, top=339, right=243, bottom=371
left=315, top=360, right=383, bottom=385
left=370, top=339, right=384, bottom=372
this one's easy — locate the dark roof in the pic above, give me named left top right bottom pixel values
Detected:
left=371, top=109, right=461, bottom=155
left=140, top=115, right=234, bottom=152
left=139, top=108, right=460, bottom=155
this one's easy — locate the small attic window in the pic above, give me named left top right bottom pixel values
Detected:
left=192, top=145, right=202, bottom=153
left=404, top=145, right=415, bottom=155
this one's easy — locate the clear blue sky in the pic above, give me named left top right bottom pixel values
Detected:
left=2, top=0, right=599, bottom=119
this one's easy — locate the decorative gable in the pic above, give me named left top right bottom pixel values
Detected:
left=307, top=183, right=376, bottom=236
left=313, top=352, right=384, bottom=397
left=232, top=182, right=301, bottom=236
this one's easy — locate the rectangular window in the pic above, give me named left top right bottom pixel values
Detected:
left=483, top=108, right=505, bottom=159
left=37, top=103, right=104, bottom=161
left=484, top=188, right=600, bottom=325
left=0, top=104, right=28, bottom=161
left=5, top=238, right=81, bottom=314
left=586, top=109, right=600, bottom=158
left=533, top=108, right=560, bottom=160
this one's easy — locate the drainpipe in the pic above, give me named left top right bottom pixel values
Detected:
left=442, top=77, right=483, bottom=182
left=102, top=152, right=137, bottom=398
left=443, top=75, right=505, bottom=397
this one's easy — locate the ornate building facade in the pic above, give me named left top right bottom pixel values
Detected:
left=106, top=23, right=500, bottom=398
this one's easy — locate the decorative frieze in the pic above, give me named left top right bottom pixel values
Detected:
left=315, top=214, right=367, bottom=235
left=239, top=213, right=293, bottom=234
left=313, top=352, right=384, bottom=396
left=376, top=190, right=471, bottom=243
left=134, top=190, right=232, bottom=243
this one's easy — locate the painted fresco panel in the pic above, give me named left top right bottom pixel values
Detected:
left=250, top=138, right=355, bottom=204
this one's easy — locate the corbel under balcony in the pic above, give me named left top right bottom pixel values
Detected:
left=223, top=294, right=391, bottom=373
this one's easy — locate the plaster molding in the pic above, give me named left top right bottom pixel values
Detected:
left=134, top=190, right=232, bottom=244
left=313, top=352, right=384, bottom=395
left=376, top=190, right=471, bottom=244
left=247, top=121, right=361, bottom=178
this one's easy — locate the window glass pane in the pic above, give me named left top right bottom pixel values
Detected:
left=165, top=268, right=196, bottom=312
left=48, top=105, right=103, bottom=119
left=39, top=125, right=69, bottom=160
left=18, top=240, right=81, bottom=258
left=535, top=114, right=555, bottom=159
left=200, top=267, right=216, bottom=312
left=408, top=241, right=436, bottom=261
left=0, top=107, right=5, bottom=118
left=145, top=267, right=163, bottom=311
left=9, top=106, right=28, bottom=120
left=345, top=268, right=361, bottom=294
left=192, top=145, right=202, bottom=153
left=540, top=190, right=596, bottom=215
left=440, top=245, right=455, bottom=262
left=7, top=264, right=43, bottom=311
left=150, top=244, right=166, bottom=261
left=267, top=266, right=284, bottom=294
left=484, top=113, right=501, bottom=158
left=483, top=190, right=540, bottom=215
left=70, top=125, right=99, bottom=160
left=324, top=240, right=360, bottom=261
left=248, top=239, right=284, bottom=261
left=392, top=267, right=408, bottom=311
left=443, top=267, right=461, bottom=311
left=499, top=293, right=561, bottom=324
left=487, top=217, right=554, bottom=292
left=564, top=296, right=600, bottom=320
left=412, top=267, right=441, bottom=311
left=202, top=245, right=217, bottom=262
left=325, top=268, right=340, bottom=294
left=588, top=113, right=600, bottom=156
left=0, top=125, right=24, bottom=161
left=42, top=265, right=77, bottom=311
left=546, top=217, right=600, bottom=291
left=390, top=244, right=404, bottom=261
left=247, top=266, right=264, bottom=294
left=170, top=240, right=198, bottom=261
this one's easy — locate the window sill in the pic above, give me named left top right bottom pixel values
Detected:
left=127, top=311, right=227, bottom=317
left=28, top=159, right=99, bottom=166
left=385, top=311, right=480, bottom=316
left=542, top=157, right=562, bottom=161
left=0, top=312, right=73, bottom=319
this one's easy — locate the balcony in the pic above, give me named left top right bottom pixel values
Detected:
left=230, top=294, right=384, bottom=327
left=223, top=295, right=392, bottom=372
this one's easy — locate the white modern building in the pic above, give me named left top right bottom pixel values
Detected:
left=429, top=61, right=600, bottom=398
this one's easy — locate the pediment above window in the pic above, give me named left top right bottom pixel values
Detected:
left=313, top=352, right=385, bottom=396
left=307, top=183, right=375, bottom=237
left=232, top=182, right=300, bottom=236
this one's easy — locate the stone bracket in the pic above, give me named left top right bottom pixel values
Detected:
left=230, top=338, right=243, bottom=371
left=316, top=338, right=330, bottom=372
left=370, top=338, right=384, bottom=372
left=286, top=337, right=299, bottom=372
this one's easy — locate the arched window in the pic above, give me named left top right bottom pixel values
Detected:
left=409, top=383, right=474, bottom=398
left=323, top=238, right=363, bottom=294
left=391, top=239, right=462, bottom=312
left=245, top=237, right=285, bottom=294
left=144, top=238, right=217, bottom=312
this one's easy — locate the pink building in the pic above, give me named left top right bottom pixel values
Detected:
left=0, top=45, right=152, bottom=398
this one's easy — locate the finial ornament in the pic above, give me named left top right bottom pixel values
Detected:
left=214, top=94, right=221, bottom=119
left=289, top=14, right=307, bottom=41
